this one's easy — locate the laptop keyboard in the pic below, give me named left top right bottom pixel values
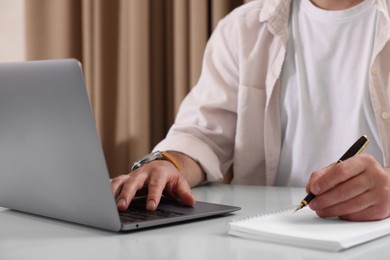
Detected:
left=119, top=207, right=185, bottom=223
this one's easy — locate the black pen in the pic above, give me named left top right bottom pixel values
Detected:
left=294, top=135, right=370, bottom=212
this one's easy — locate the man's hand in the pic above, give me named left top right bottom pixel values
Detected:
left=306, top=154, right=390, bottom=221
left=111, top=152, right=205, bottom=211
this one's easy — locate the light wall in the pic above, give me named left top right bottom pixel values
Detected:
left=0, top=0, right=25, bottom=61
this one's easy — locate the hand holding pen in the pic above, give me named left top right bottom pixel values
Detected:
left=295, top=135, right=369, bottom=212
left=296, top=135, right=390, bottom=221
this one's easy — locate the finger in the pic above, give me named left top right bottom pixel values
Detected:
left=173, top=177, right=196, bottom=206
left=306, top=164, right=334, bottom=193
left=116, top=173, right=148, bottom=211
left=111, top=175, right=128, bottom=198
left=310, top=156, right=365, bottom=195
left=313, top=190, right=374, bottom=219
left=309, top=174, right=370, bottom=210
left=339, top=171, right=390, bottom=221
left=340, top=207, right=382, bottom=221
left=146, top=173, right=169, bottom=211
left=340, top=202, right=390, bottom=221
left=161, top=174, right=195, bottom=206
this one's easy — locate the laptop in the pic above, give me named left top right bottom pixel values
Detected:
left=0, top=59, right=240, bottom=232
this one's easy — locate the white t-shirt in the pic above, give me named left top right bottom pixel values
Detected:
left=277, top=0, right=383, bottom=186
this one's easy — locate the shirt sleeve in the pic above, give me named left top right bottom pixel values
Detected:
left=154, top=15, right=240, bottom=182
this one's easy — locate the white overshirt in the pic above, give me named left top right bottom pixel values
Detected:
left=154, top=0, right=390, bottom=186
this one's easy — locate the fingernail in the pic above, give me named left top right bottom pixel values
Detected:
left=117, top=199, right=126, bottom=209
left=147, top=200, right=156, bottom=210
left=311, top=184, right=320, bottom=195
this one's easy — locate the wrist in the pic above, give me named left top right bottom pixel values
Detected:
left=131, top=151, right=180, bottom=172
left=167, top=151, right=206, bottom=186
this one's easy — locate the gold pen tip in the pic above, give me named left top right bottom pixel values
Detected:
left=294, top=203, right=304, bottom=212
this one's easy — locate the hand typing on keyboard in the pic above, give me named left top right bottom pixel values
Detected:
left=111, top=151, right=206, bottom=211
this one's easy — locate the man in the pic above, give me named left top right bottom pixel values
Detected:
left=112, top=0, right=390, bottom=221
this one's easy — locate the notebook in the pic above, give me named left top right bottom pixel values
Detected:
left=228, top=206, right=390, bottom=251
left=0, top=59, right=240, bottom=232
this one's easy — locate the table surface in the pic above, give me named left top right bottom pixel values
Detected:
left=1, top=184, right=389, bottom=260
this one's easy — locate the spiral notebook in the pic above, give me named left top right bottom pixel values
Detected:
left=228, top=206, right=390, bottom=251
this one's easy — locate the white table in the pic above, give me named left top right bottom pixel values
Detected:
left=1, top=184, right=389, bottom=260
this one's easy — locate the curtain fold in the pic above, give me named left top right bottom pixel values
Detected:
left=25, top=0, right=249, bottom=177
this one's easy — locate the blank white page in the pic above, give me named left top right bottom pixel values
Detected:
left=229, top=207, right=390, bottom=251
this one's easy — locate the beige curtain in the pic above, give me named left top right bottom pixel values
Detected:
left=25, top=0, right=250, bottom=177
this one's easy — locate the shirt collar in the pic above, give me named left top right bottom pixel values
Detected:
left=374, top=0, right=390, bottom=19
left=259, top=0, right=390, bottom=34
left=259, top=0, right=292, bottom=36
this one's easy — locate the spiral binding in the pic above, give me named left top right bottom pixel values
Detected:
left=230, top=204, right=299, bottom=223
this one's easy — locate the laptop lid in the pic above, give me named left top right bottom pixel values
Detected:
left=0, top=59, right=239, bottom=232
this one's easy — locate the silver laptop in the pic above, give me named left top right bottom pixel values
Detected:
left=0, top=59, right=240, bottom=232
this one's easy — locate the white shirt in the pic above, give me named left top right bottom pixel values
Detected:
left=154, top=0, right=390, bottom=186
left=277, top=0, right=382, bottom=186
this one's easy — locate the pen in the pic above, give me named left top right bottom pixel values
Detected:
left=294, top=135, right=370, bottom=212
